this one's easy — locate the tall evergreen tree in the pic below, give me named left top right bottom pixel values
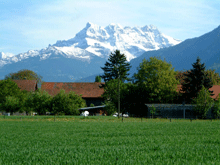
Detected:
left=181, top=57, right=213, bottom=103
left=100, top=50, right=131, bottom=82
left=100, top=50, right=131, bottom=118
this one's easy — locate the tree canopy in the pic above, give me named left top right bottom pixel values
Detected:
left=100, top=50, right=131, bottom=82
left=192, top=85, right=214, bottom=119
left=0, top=79, right=21, bottom=104
left=51, top=89, right=86, bottom=115
left=95, top=76, right=102, bottom=82
left=5, top=69, right=43, bottom=84
left=176, top=69, right=220, bottom=85
left=181, top=57, right=213, bottom=103
left=133, top=57, right=179, bottom=103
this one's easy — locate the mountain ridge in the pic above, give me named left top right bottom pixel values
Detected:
left=0, top=22, right=180, bottom=82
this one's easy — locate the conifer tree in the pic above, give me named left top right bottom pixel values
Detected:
left=181, top=57, right=213, bottom=103
left=100, top=50, right=131, bottom=82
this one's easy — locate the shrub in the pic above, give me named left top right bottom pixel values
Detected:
left=51, top=90, right=86, bottom=115
left=0, top=96, right=21, bottom=113
left=212, top=95, right=220, bottom=119
left=104, top=101, right=117, bottom=116
left=192, top=86, right=214, bottom=119
left=150, top=105, right=156, bottom=118
left=25, top=89, right=52, bottom=115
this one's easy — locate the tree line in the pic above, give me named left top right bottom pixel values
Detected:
left=100, top=50, right=220, bottom=119
left=1, top=50, right=220, bottom=119
left=0, top=76, right=86, bottom=115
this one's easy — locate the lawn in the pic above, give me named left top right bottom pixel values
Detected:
left=0, top=116, right=220, bottom=164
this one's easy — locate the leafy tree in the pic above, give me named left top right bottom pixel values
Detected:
left=101, top=79, right=129, bottom=114
left=181, top=57, right=213, bottom=103
left=103, top=100, right=117, bottom=116
left=21, top=91, right=34, bottom=115
left=51, top=89, right=86, bottom=115
left=0, top=79, right=21, bottom=105
left=212, top=100, right=220, bottom=119
left=150, top=105, right=156, bottom=118
left=0, top=96, right=21, bottom=114
left=90, top=103, right=95, bottom=107
left=206, top=69, right=220, bottom=85
left=26, top=89, right=52, bottom=115
left=5, top=69, right=43, bottom=84
left=100, top=50, right=131, bottom=82
left=212, top=94, right=220, bottom=119
left=95, top=76, right=102, bottom=82
left=192, top=86, right=214, bottom=119
left=133, top=57, right=179, bottom=103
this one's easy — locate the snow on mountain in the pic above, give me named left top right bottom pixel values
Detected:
left=53, top=22, right=181, bottom=61
left=0, top=22, right=181, bottom=82
left=0, top=22, right=181, bottom=67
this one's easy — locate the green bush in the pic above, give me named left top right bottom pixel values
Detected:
left=0, top=96, right=21, bottom=113
left=192, top=86, right=214, bottom=119
left=51, top=90, right=86, bottom=115
left=150, top=105, right=156, bottom=118
left=25, top=89, right=52, bottom=115
left=212, top=96, right=220, bottom=119
left=104, top=101, right=117, bottom=116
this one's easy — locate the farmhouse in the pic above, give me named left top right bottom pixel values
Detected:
left=40, top=82, right=106, bottom=115
left=41, top=82, right=105, bottom=106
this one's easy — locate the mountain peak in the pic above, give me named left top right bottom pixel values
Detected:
left=141, top=24, right=159, bottom=32
left=86, top=22, right=100, bottom=29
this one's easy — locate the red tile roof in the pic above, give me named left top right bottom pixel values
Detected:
left=41, top=82, right=105, bottom=98
left=209, top=85, right=220, bottom=100
left=12, top=80, right=38, bottom=92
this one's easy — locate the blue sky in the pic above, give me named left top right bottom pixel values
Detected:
left=1, top=0, right=220, bottom=55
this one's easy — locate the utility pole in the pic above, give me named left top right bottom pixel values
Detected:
left=118, top=70, right=120, bottom=119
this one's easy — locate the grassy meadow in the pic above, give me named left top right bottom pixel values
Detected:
left=0, top=116, right=220, bottom=164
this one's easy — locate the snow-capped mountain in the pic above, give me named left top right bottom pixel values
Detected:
left=54, top=22, right=181, bottom=61
left=0, top=22, right=181, bottom=82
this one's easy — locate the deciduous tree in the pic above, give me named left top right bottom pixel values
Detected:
left=0, top=79, right=21, bottom=105
left=133, top=57, right=179, bottom=103
left=26, top=89, right=52, bottom=115
left=0, top=96, right=21, bottom=114
left=95, top=76, right=102, bottom=82
left=192, top=86, right=214, bottom=119
left=5, top=69, right=43, bottom=84
left=51, top=89, right=86, bottom=115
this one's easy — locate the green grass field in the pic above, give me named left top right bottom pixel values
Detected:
left=0, top=116, right=220, bottom=164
